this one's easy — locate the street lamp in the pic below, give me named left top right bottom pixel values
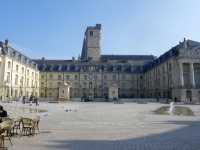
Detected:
left=143, top=87, right=146, bottom=98
left=113, top=91, right=115, bottom=101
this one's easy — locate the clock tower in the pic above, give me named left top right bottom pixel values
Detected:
left=81, top=24, right=101, bottom=61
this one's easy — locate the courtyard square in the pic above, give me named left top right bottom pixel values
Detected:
left=3, top=101, right=200, bottom=150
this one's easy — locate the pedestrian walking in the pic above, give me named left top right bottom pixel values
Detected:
left=174, top=96, right=177, bottom=103
left=157, top=96, right=159, bottom=102
left=22, top=96, right=26, bottom=104
left=35, top=97, right=39, bottom=106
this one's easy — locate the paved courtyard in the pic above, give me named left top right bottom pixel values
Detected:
left=3, top=101, right=200, bottom=150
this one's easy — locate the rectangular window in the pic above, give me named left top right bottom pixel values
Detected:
left=15, top=75, right=18, bottom=85
left=49, top=82, right=52, bottom=88
left=58, top=82, right=61, bottom=87
left=154, top=71, right=155, bottom=77
left=103, top=82, right=107, bottom=89
left=169, top=63, right=171, bottom=70
left=131, top=82, right=134, bottom=89
left=74, top=82, right=78, bottom=88
left=140, top=83, right=143, bottom=89
left=41, top=82, right=44, bottom=89
left=32, top=72, right=34, bottom=77
left=158, top=69, right=160, bottom=75
left=94, top=82, right=97, bottom=88
left=122, top=82, right=125, bottom=89
left=122, top=75, right=125, bottom=80
left=40, top=93, right=44, bottom=97
left=7, top=72, right=10, bottom=83
left=8, top=61, right=11, bottom=69
left=21, top=76, right=23, bottom=86
left=163, top=77, right=165, bottom=87
left=113, top=75, right=116, bottom=80
left=50, top=75, right=53, bottom=79
left=41, top=75, right=44, bottom=79
left=74, top=75, right=78, bottom=80
left=104, top=75, right=107, bottom=80
left=22, top=67, right=24, bottom=73
left=16, top=65, right=18, bottom=71
left=183, top=73, right=188, bottom=86
left=83, top=82, right=87, bottom=88
left=90, top=31, right=93, bottom=36
left=49, top=93, right=52, bottom=98
left=140, top=76, right=143, bottom=80
left=58, top=75, right=61, bottom=80
left=66, top=75, right=70, bottom=80
left=27, top=70, right=29, bottom=76
left=36, top=74, right=38, bottom=79
left=74, top=93, right=77, bottom=98
left=32, top=80, right=33, bottom=87
left=162, top=66, right=164, bottom=73
left=158, top=78, right=160, bottom=87
left=94, top=75, right=98, bottom=80
left=36, top=81, right=38, bottom=88
left=84, top=75, right=87, bottom=80
left=131, top=75, right=134, bottom=80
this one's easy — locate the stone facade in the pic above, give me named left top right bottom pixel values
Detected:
left=0, top=25, right=200, bottom=102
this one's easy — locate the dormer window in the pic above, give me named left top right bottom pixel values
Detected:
left=67, top=64, right=70, bottom=71
left=75, top=64, right=78, bottom=71
left=29, top=61, right=32, bottom=66
left=131, top=66, right=134, bottom=72
left=121, top=65, right=124, bottom=72
left=58, top=64, right=62, bottom=71
left=104, top=65, right=107, bottom=71
left=50, top=64, right=54, bottom=71
left=113, top=65, right=116, bottom=71
left=42, top=64, right=46, bottom=71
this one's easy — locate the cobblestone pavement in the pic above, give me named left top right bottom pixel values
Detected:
left=3, top=102, right=200, bottom=150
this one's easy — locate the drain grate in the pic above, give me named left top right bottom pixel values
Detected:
left=40, top=131, right=52, bottom=133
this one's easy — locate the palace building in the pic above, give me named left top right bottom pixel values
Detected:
left=0, top=24, right=200, bottom=102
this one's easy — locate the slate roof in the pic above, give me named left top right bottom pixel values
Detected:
left=0, top=41, right=39, bottom=70
left=144, top=39, right=200, bottom=71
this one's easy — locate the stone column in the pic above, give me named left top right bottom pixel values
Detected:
left=190, top=63, right=195, bottom=87
left=179, top=62, right=184, bottom=87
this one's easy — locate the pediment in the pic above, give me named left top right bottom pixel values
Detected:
left=179, top=46, right=200, bottom=58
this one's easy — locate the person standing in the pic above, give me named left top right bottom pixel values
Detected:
left=175, top=96, right=177, bottom=103
left=9, top=95, right=12, bottom=103
left=35, top=97, right=39, bottom=106
left=157, top=96, right=159, bottom=102
left=23, top=96, right=26, bottom=104
left=29, top=95, right=33, bottom=106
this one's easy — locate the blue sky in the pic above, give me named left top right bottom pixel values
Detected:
left=0, top=0, right=200, bottom=59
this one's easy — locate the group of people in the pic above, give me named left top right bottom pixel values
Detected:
left=21, top=95, right=39, bottom=106
left=156, top=96, right=178, bottom=103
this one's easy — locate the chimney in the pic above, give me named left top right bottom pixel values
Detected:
left=5, top=39, right=9, bottom=46
left=42, top=57, right=45, bottom=60
left=72, top=57, right=75, bottom=62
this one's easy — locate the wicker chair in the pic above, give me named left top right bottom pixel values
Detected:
left=12, top=116, right=22, bottom=137
left=1, top=117, right=13, bottom=122
left=0, top=121, right=14, bottom=146
left=31, top=116, right=41, bottom=134
left=21, top=118, right=35, bottom=138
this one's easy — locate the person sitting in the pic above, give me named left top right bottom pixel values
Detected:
left=0, top=106, right=7, bottom=123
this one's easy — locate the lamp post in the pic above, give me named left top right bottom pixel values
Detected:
left=113, top=90, right=115, bottom=101
left=143, top=87, right=146, bottom=98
